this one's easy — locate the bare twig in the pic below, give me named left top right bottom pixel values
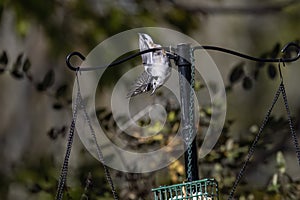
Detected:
left=80, top=172, right=92, bottom=200
left=173, top=0, right=299, bottom=15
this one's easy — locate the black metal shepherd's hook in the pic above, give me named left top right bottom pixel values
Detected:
left=66, top=42, right=300, bottom=71
left=66, top=48, right=166, bottom=71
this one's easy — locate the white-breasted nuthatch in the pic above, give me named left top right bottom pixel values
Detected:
left=127, top=33, right=172, bottom=98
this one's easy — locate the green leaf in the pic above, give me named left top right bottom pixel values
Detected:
left=47, top=126, right=66, bottom=140
left=22, top=58, right=31, bottom=72
left=164, top=7, right=199, bottom=33
left=55, top=84, right=68, bottom=98
left=43, top=69, right=55, bottom=88
left=103, top=113, right=112, bottom=121
left=167, top=111, right=176, bottom=122
left=47, top=128, right=58, bottom=140
left=37, top=69, right=55, bottom=91
left=276, top=151, right=286, bottom=174
left=270, top=42, right=281, bottom=59
left=229, top=62, right=244, bottom=84
left=16, top=18, right=30, bottom=38
left=0, top=51, right=8, bottom=73
left=52, top=102, right=63, bottom=110
left=29, top=183, right=42, bottom=193
left=96, top=108, right=106, bottom=116
left=268, top=64, right=277, bottom=79
left=11, top=70, right=24, bottom=79
left=0, top=51, right=8, bottom=65
left=11, top=53, right=24, bottom=79
left=253, top=68, right=260, bottom=80
left=225, top=85, right=232, bottom=92
left=242, top=76, right=252, bottom=90
left=36, top=83, right=45, bottom=91
left=256, top=52, right=269, bottom=68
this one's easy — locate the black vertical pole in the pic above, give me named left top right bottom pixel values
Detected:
left=176, top=43, right=199, bottom=182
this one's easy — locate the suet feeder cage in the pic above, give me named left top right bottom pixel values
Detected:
left=152, top=178, right=219, bottom=200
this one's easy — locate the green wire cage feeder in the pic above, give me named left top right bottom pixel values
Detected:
left=152, top=178, right=219, bottom=200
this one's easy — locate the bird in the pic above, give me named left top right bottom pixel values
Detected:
left=127, top=33, right=172, bottom=98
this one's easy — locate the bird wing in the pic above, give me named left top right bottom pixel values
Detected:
left=127, top=71, right=153, bottom=98
left=139, top=33, right=153, bottom=65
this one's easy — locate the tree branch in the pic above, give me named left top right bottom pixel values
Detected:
left=173, top=0, right=299, bottom=15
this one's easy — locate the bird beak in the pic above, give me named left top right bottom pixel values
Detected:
left=151, top=87, right=157, bottom=95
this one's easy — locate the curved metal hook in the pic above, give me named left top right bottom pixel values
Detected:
left=65, top=48, right=174, bottom=71
left=281, top=42, right=300, bottom=62
left=66, top=51, right=86, bottom=71
left=193, top=42, right=300, bottom=63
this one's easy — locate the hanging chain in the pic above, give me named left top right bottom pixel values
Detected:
left=228, top=83, right=282, bottom=200
left=280, top=82, right=300, bottom=165
left=78, top=91, right=119, bottom=200
left=55, top=73, right=119, bottom=200
left=229, top=79, right=300, bottom=199
left=186, top=48, right=196, bottom=181
left=55, top=72, right=81, bottom=200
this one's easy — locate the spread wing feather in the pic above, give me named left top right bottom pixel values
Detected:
left=127, top=71, right=153, bottom=98
left=139, top=33, right=153, bottom=65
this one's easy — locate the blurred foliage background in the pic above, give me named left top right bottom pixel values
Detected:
left=0, top=0, right=300, bottom=199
